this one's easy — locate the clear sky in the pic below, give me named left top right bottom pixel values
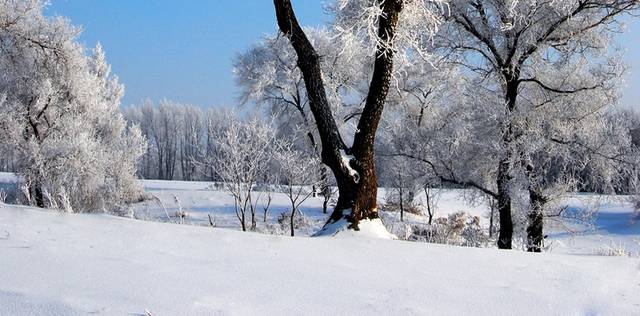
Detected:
left=45, top=1, right=640, bottom=109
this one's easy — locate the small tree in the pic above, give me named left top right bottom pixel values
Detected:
left=423, top=182, right=442, bottom=226
left=382, top=155, right=420, bottom=222
left=209, top=113, right=275, bottom=231
left=274, top=138, right=321, bottom=236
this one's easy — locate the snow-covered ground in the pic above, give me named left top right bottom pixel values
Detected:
left=2, top=172, right=639, bottom=255
left=1, top=205, right=639, bottom=315
left=1, top=173, right=640, bottom=314
left=129, top=178, right=640, bottom=256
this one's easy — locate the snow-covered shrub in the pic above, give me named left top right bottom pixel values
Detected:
left=277, top=210, right=310, bottom=235
left=408, top=212, right=490, bottom=248
left=598, top=241, right=632, bottom=257
left=381, top=200, right=423, bottom=216
left=258, top=222, right=285, bottom=236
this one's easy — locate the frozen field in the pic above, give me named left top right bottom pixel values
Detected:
left=1, top=172, right=639, bottom=255
left=130, top=178, right=640, bottom=256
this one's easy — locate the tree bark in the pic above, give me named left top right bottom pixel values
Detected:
left=496, top=159, right=513, bottom=249
left=527, top=187, right=545, bottom=252
left=320, top=167, right=330, bottom=214
left=525, top=161, right=546, bottom=253
left=263, top=194, right=271, bottom=223
left=290, top=201, right=296, bottom=237
left=496, top=77, right=519, bottom=249
left=424, top=186, right=433, bottom=226
left=273, top=0, right=403, bottom=231
left=32, top=182, right=45, bottom=208
left=399, top=185, right=404, bottom=222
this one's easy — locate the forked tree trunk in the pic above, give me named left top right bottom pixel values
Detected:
left=263, top=194, right=271, bottom=223
left=273, top=0, right=403, bottom=232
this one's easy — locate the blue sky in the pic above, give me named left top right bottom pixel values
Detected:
left=46, top=1, right=640, bottom=109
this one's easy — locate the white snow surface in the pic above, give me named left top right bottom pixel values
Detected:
left=1, top=204, right=640, bottom=315
left=339, top=149, right=359, bottom=183
left=3, top=173, right=639, bottom=255
left=314, top=213, right=397, bottom=239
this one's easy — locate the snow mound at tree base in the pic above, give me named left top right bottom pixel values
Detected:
left=314, top=217, right=397, bottom=239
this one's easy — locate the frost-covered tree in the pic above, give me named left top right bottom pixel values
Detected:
left=208, top=112, right=276, bottom=231
left=272, top=0, right=445, bottom=234
left=0, top=0, right=146, bottom=211
left=178, top=105, right=206, bottom=181
left=431, top=0, right=640, bottom=249
left=274, top=138, right=321, bottom=236
left=123, top=101, right=210, bottom=181
left=372, top=0, right=638, bottom=251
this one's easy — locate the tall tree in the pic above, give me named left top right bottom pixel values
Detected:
left=439, top=0, right=639, bottom=249
left=0, top=0, right=146, bottom=211
left=272, top=0, right=444, bottom=233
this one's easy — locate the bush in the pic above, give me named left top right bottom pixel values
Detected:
left=277, top=210, right=310, bottom=233
left=408, top=212, right=490, bottom=248
left=598, top=240, right=633, bottom=257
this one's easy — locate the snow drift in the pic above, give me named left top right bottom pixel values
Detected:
left=1, top=205, right=639, bottom=315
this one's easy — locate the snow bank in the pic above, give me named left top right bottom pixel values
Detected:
left=1, top=205, right=639, bottom=315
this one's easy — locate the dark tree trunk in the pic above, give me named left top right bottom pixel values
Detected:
left=250, top=199, right=257, bottom=231
left=322, top=196, right=329, bottom=214
left=273, top=0, right=403, bottom=232
left=496, top=77, right=519, bottom=249
left=527, top=187, right=545, bottom=252
left=235, top=199, right=246, bottom=232
left=525, top=160, right=546, bottom=253
left=496, top=160, right=513, bottom=249
left=290, top=202, right=296, bottom=237
left=32, top=182, right=44, bottom=208
left=399, top=186, right=404, bottom=222
left=424, top=186, right=433, bottom=226
left=263, top=194, right=272, bottom=223
left=320, top=167, right=330, bottom=214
